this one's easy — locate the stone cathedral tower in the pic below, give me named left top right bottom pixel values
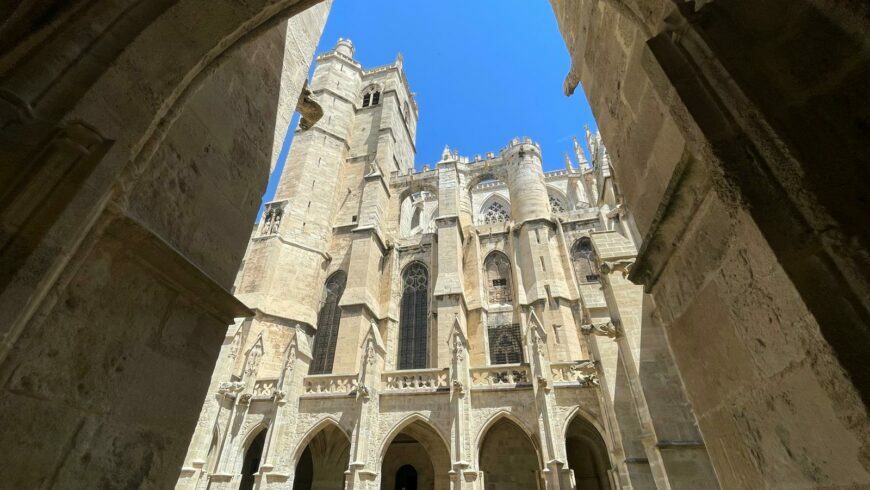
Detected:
left=178, top=40, right=717, bottom=490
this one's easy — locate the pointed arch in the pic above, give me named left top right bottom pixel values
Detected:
left=378, top=413, right=451, bottom=463
left=571, top=236, right=600, bottom=284
left=289, top=416, right=351, bottom=469
left=379, top=413, right=451, bottom=490
left=361, top=84, right=382, bottom=107
left=239, top=425, right=268, bottom=490
left=309, top=270, right=347, bottom=374
left=483, top=250, right=513, bottom=305
left=398, top=262, right=429, bottom=370
left=476, top=411, right=544, bottom=488
left=561, top=406, right=608, bottom=447
left=546, top=186, right=569, bottom=213
left=478, top=194, right=511, bottom=225
left=474, top=410, right=542, bottom=467
left=563, top=408, right=612, bottom=490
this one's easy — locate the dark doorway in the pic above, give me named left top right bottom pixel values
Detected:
left=240, top=430, right=267, bottom=490
left=395, top=464, right=418, bottom=490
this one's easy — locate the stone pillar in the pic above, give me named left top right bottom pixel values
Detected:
left=447, top=318, right=476, bottom=489
left=345, top=322, right=386, bottom=489
left=525, top=310, right=571, bottom=489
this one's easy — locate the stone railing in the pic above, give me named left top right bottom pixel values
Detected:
left=551, top=361, right=599, bottom=387
left=470, top=365, right=531, bottom=388
left=252, top=378, right=278, bottom=397
left=382, top=368, right=449, bottom=393
left=303, top=374, right=358, bottom=396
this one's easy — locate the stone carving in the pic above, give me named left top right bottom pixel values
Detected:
left=551, top=361, right=600, bottom=387
left=580, top=321, right=622, bottom=339
left=261, top=205, right=283, bottom=235
left=600, top=260, right=634, bottom=278
left=471, top=366, right=530, bottom=386
left=217, top=381, right=244, bottom=396
left=304, top=375, right=358, bottom=395
left=452, top=379, right=465, bottom=395
left=295, top=80, right=323, bottom=130
left=383, top=370, right=449, bottom=391
left=238, top=393, right=253, bottom=405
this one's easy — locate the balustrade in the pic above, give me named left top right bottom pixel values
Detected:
left=470, top=365, right=531, bottom=388
left=303, top=374, right=358, bottom=395
left=382, top=368, right=449, bottom=392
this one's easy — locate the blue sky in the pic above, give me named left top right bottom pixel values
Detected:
left=259, top=1, right=598, bottom=215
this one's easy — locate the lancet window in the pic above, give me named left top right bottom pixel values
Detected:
left=309, top=271, right=347, bottom=374
left=398, top=263, right=429, bottom=369
left=484, top=252, right=513, bottom=305
left=571, top=237, right=599, bottom=284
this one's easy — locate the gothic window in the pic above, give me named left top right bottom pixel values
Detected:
left=481, top=199, right=510, bottom=225
left=549, top=194, right=566, bottom=213
left=398, top=263, right=429, bottom=370
left=488, top=323, right=523, bottom=365
left=362, top=85, right=381, bottom=108
left=484, top=252, right=513, bottom=305
left=571, top=237, right=599, bottom=284
left=261, top=206, right=283, bottom=235
left=309, top=271, right=347, bottom=374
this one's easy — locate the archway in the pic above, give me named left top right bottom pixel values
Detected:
left=293, top=422, right=351, bottom=489
left=478, top=417, right=541, bottom=490
left=380, top=418, right=451, bottom=490
left=565, top=413, right=611, bottom=490
left=395, top=464, right=418, bottom=490
left=240, top=429, right=267, bottom=490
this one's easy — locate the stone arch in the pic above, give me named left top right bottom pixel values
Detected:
left=476, top=412, right=543, bottom=489
left=563, top=409, right=612, bottom=490
left=290, top=416, right=350, bottom=468
left=474, top=410, right=542, bottom=469
left=239, top=425, right=269, bottom=490
left=476, top=194, right=511, bottom=225
left=546, top=186, right=570, bottom=213
left=379, top=413, right=451, bottom=490
left=290, top=417, right=351, bottom=489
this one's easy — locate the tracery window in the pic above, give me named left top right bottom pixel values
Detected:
left=261, top=206, right=283, bottom=235
left=549, top=194, right=566, bottom=213
left=571, top=237, right=599, bottom=284
left=481, top=200, right=510, bottom=225
left=309, top=271, right=347, bottom=374
left=488, top=323, right=523, bottom=365
left=484, top=252, right=513, bottom=305
left=362, top=85, right=381, bottom=108
left=398, top=263, right=429, bottom=369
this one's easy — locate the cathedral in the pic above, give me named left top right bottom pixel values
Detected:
left=176, top=39, right=715, bottom=490
left=2, top=0, right=867, bottom=488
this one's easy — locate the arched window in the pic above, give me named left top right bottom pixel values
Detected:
left=549, top=194, right=567, bottom=213
left=481, top=199, right=510, bottom=225
left=309, top=271, right=347, bottom=374
left=239, top=429, right=267, bottom=490
left=398, top=263, right=429, bottom=370
left=484, top=252, right=513, bottom=305
left=571, top=237, right=599, bottom=284
left=362, top=85, right=381, bottom=108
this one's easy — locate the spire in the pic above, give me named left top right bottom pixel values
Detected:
left=563, top=152, right=575, bottom=172
left=441, top=145, right=451, bottom=161
left=584, top=125, right=595, bottom=160
left=395, top=52, right=404, bottom=70
left=572, top=136, right=589, bottom=170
